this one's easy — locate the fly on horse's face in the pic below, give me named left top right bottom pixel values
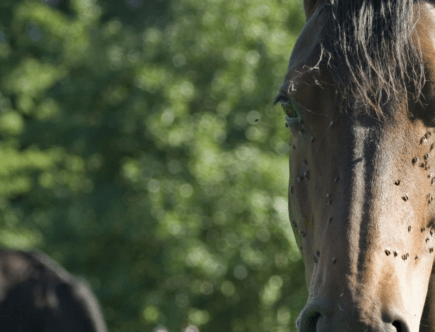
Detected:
left=277, top=0, right=435, bottom=331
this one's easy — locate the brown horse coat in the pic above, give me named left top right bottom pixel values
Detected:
left=277, top=0, right=435, bottom=331
left=0, top=249, right=107, bottom=332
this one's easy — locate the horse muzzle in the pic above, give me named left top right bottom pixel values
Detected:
left=297, top=300, right=411, bottom=332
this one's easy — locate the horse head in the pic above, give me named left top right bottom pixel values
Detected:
left=277, top=1, right=435, bottom=331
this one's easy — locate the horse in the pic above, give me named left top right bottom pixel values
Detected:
left=275, top=0, right=435, bottom=331
left=0, top=249, right=107, bottom=332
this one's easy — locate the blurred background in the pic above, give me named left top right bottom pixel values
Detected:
left=0, top=0, right=307, bottom=331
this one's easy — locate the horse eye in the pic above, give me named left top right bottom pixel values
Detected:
left=281, top=101, right=298, bottom=118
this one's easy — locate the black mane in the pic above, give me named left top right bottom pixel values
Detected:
left=320, top=0, right=425, bottom=116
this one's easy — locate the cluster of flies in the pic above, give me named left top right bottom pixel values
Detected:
left=289, top=116, right=339, bottom=264
left=389, top=131, right=435, bottom=261
left=290, top=156, right=339, bottom=265
left=292, top=129, right=435, bottom=266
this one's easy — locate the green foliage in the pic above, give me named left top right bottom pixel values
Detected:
left=0, top=0, right=307, bottom=331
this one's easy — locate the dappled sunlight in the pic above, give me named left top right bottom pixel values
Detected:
left=0, top=0, right=308, bottom=331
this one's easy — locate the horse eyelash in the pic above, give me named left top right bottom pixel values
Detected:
left=273, top=93, right=289, bottom=105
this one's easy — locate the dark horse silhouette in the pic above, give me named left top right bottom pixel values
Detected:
left=0, top=249, right=107, bottom=332
left=276, top=0, right=435, bottom=331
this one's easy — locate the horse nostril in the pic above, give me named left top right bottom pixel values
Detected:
left=384, top=312, right=411, bottom=332
left=392, top=321, right=402, bottom=332
left=392, top=319, right=411, bottom=332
